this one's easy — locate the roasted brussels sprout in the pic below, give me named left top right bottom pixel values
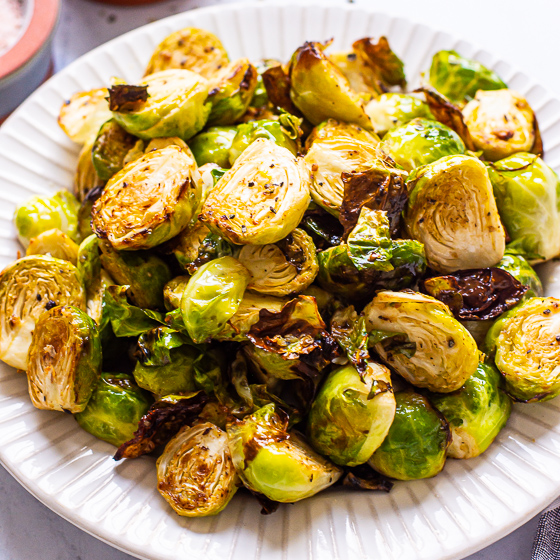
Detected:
left=98, top=241, right=171, bottom=310
left=381, top=118, right=465, bottom=172
left=496, top=251, right=543, bottom=296
left=329, top=51, right=380, bottom=96
left=405, top=155, right=505, bottom=272
left=163, top=276, right=190, bottom=311
left=0, top=256, right=86, bottom=370
left=237, top=229, right=318, bottom=296
left=26, top=229, right=79, bottom=265
left=181, top=256, right=251, bottom=343
left=488, top=153, right=560, bottom=262
left=207, top=58, right=258, bottom=126
left=14, top=190, right=80, bottom=248
left=58, top=88, right=112, bottom=145
left=109, top=70, right=211, bottom=141
left=364, top=291, right=479, bottom=392
left=91, top=119, right=138, bottom=182
left=308, top=362, right=395, bottom=466
left=74, top=141, right=104, bottom=202
left=304, top=120, right=381, bottom=215
left=463, top=90, right=538, bottom=161
left=145, top=27, right=229, bottom=79
left=227, top=404, right=342, bottom=502
left=200, top=138, right=310, bottom=245
left=92, top=145, right=202, bottom=250
left=428, top=50, right=507, bottom=105
left=486, top=297, right=560, bottom=402
left=368, top=392, right=451, bottom=480
left=27, top=305, right=101, bottom=413
left=365, top=93, right=433, bottom=136
left=75, top=373, right=151, bottom=446
left=289, top=42, right=371, bottom=128
left=429, top=362, right=511, bottom=459
left=189, top=126, right=237, bottom=168
left=157, top=422, right=238, bottom=516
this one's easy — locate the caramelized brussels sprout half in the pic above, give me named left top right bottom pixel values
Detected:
left=368, top=392, right=450, bottom=480
left=289, top=42, right=371, bottom=128
left=58, top=88, right=112, bottom=145
left=237, top=228, right=319, bottom=296
left=74, top=141, right=104, bottom=202
left=463, top=90, right=538, bottom=161
left=304, top=119, right=381, bottom=215
left=75, top=373, right=151, bottom=446
left=207, top=58, right=258, bottom=126
left=0, top=256, right=86, bottom=370
left=365, top=93, right=433, bottom=136
left=189, top=126, right=237, bottom=168
left=92, top=145, right=202, bottom=250
left=308, top=362, right=395, bottom=466
left=429, top=362, right=511, bottom=459
left=157, top=422, right=238, bottom=516
left=181, top=256, right=251, bottom=343
left=364, top=291, right=479, bottom=392
left=405, top=155, right=505, bottom=272
left=227, top=404, right=343, bottom=502
left=488, top=153, right=560, bottom=262
left=145, top=27, right=229, bottom=79
left=329, top=51, right=380, bottom=96
left=486, top=297, right=560, bottom=402
left=428, top=50, right=507, bottom=105
left=26, top=228, right=79, bottom=265
left=163, top=276, right=190, bottom=311
left=200, top=138, right=310, bottom=245
left=496, top=251, right=543, bottom=297
left=27, top=305, right=101, bottom=413
left=109, top=70, right=211, bottom=141
left=381, top=118, right=465, bottom=172
left=14, top=190, right=80, bottom=248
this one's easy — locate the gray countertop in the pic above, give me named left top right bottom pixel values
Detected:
left=1, top=0, right=558, bottom=558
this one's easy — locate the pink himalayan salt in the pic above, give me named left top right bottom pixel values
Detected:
left=0, top=0, right=23, bottom=54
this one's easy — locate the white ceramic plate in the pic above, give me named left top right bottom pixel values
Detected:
left=1, top=3, right=560, bottom=559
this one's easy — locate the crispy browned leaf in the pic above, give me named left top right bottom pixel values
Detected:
left=262, top=65, right=302, bottom=117
left=422, top=268, right=528, bottom=320
left=107, top=85, right=149, bottom=112
left=352, top=36, right=406, bottom=89
left=114, top=392, right=208, bottom=460
left=341, top=464, right=393, bottom=492
left=300, top=205, right=344, bottom=250
left=531, top=116, right=544, bottom=158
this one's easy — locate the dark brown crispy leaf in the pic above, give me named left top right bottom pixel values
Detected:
left=341, top=464, right=393, bottom=492
left=352, top=36, right=406, bottom=89
left=340, top=167, right=408, bottom=237
left=416, top=87, right=476, bottom=151
left=422, top=268, right=528, bottom=321
left=108, top=84, right=149, bottom=112
left=300, top=205, right=344, bottom=250
left=248, top=489, right=281, bottom=515
left=114, top=392, right=208, bottom=460
left=262, top=65, right=302, bottom=117
left=531, top=116, right=544, bottom=158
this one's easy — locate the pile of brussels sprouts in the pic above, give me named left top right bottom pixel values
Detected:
left=2, top=27, right=560, bottom=518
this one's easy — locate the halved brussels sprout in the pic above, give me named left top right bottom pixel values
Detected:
left=99, top=241, right=172, bottom=310
left=365, top=93, right=433, bottom=136
left=27, top=305, right=101, bottom=413
left=304, top=119, right=381, bottom=215
left=163, top=276, right=190, bottom=311
left=14, top=190, right=80, bottom=248
left=428, top=50, right=507, bottom=105
left=92, top=145, right=202, bottom=250
left=207, top=58, right=258, bottom=126
left=497, top=251, right=543, bottom=297
left=405, top=155, right=506, bottom=272
left=189, top=126, right=237, bottom=168
left=77, top=234, right=101, bottom=289
left=157, top=422, right=238, bottom=516
left=487, top=297, right=560, bottom=402
left=227, top=404, right=342, bottom=502
left=26, top=228, right=79, bottom=264
left=109, top=70, right=211, bottom=141
left=381, top=118, right=465, bottom=172
left=289, top=42, right=371, bottom=128
left=75, top=373, right=151, bottom=447
left=200, top=138, right=310, bottom=245
left=308, top=362, right=395, bottom=466
left=74, top=141, right=104, bottom=202
left=368, top=391, right=451, bottom=480
left=488, top=153, right=560, bottom=262
left=429, top=362, right=511, bottom=459
left=250, top=59, right=281, bottom=109
left=0, top=256, right=86, bottom=370
left=463, top=90, right=538, bottom=161
left=329, top=51, right=380, bottom=96
left=58, top=88, right=112, bottom=145
left=145, top=27, right=229, bottom=79
left=181, top=256, right=251, bottom=343
left=237, top=228, right=318, bottom=296
left=364, top=291, right=479, bottom=392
